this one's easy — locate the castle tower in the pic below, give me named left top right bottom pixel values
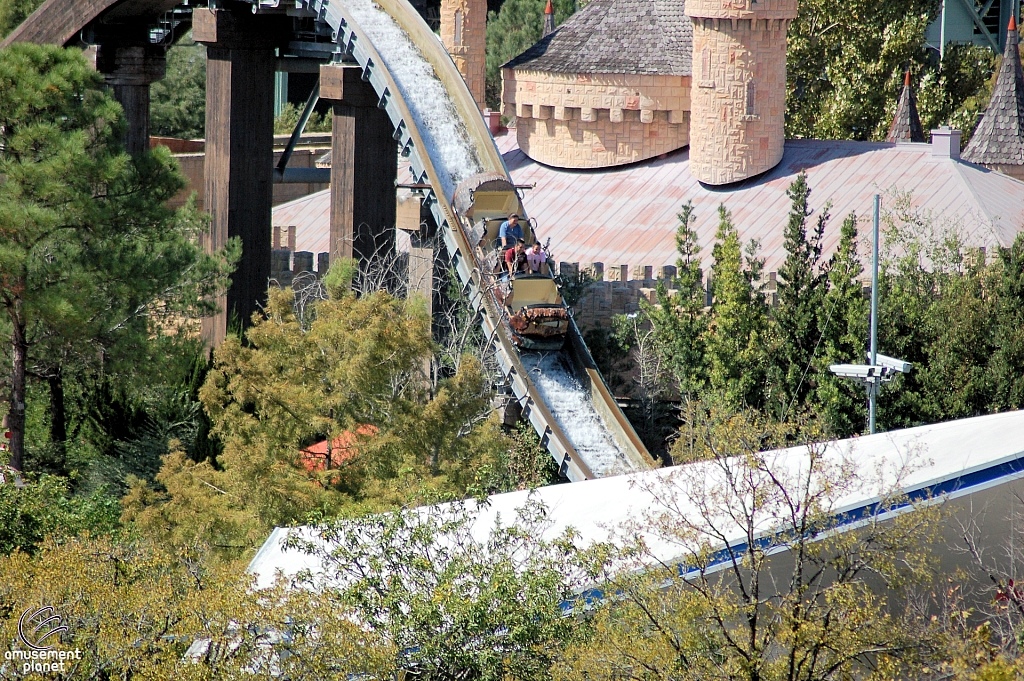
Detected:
left=685, top=0, right=798, bottom=185
left=441, top=0, right=487, bottom=110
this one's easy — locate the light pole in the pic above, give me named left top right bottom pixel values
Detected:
left=829, top=194, right=910, bottom=434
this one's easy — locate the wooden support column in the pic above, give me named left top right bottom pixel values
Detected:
left=321, top=64, right=398, bottom=271
left=196, top=8, right=286, bottom=345
left=96, top=44, right=166, bottom=157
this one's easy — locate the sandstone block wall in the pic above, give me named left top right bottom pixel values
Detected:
left=502, top=70, right=691, bottom=168
left=686, top=0, right=797, bottom=185
left=441, top=0, right=487, bottom=110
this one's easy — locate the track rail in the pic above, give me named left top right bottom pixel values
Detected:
left=291, top=0, right=655, bottom=480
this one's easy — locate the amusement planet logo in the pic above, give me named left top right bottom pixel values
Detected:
left=4, top=606, right=82, bottom=674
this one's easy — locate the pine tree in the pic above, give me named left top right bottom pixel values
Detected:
left=770, top=173, right=829, bottom=416
left=704, top=206, right=769, bottom=409
left=990, top=234, right=1024, bottom=410
left=643, top=202, right=708, bottom=398
left=813, top=214, right=868, bottom=436
left=0, top=44, right=234, bottom=472
left=485, top=0, right=577, bottom=108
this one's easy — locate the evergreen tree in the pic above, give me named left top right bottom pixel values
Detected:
left=813, top=214, right=868, bottom=436
left=485, top=0, right=576, bottom=108
left=770, top=173, right=828, bottom=416
left=150, top=35, right=207, bottom=140
left=643, top=202, right=708, bottom=398
left=0, top=44, right=235, bottom=472
left=0, top=0, right=41, bottom=38
left=704, top=206, right=769, bottom=409
left=990, top=233, right=1024, bottom=410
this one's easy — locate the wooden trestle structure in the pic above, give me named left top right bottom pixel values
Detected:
left=2, top=1, right=400, bottom=345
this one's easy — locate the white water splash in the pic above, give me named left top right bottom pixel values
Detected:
left=522, top=352, right=633, bottom=477
left=342, top=0, right=482, bottom=199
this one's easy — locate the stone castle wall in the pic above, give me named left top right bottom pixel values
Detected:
left=502, top=69, right=691, bottom=168
left=441, top=0, right=487, bottom=110
left=686, top=0, right=796, bottom=185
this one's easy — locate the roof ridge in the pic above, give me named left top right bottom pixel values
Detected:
left=962, top=17, right=1024, bottom=166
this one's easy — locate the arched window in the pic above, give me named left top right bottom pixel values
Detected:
left=454, top=10, right=463, bottom=45
left=701, top=48, right=712, bottom=81
left=745, top=79, right=756, bottom=116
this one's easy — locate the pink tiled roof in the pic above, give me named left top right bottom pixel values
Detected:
left=275, top=133, right=1024, bottom=275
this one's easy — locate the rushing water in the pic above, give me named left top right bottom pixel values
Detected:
left=521, top=353, right=633, bottom=477
left=341, top=0, right=483, bottom=200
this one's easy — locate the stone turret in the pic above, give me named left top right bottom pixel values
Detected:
left=685, top=0, right=797, bottom=185
left=886, top=70, right=925, bottom=143
left=441, top=0, right=487, bottom=110
left=962, top=16, right=1024, bottom=179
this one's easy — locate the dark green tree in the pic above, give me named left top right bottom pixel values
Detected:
left=770, top=173, right=829, bottom=417
left=643, top=201, right=708, bottom=398
left=989, top=234, right=1024, bottom=411
left=0, top=0, right=42, bottom=38
left=704, top=206, right=769, bottom=409
left=485, top=0, right=576, bottom=109
left=0, top=44, right=235, bottom=473
left=812, top=213, right=868, bottom=436
left=150, top=35, right=207, bottom=140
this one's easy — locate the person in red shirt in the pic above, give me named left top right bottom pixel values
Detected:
left=504, top=239, right=527, bottom=277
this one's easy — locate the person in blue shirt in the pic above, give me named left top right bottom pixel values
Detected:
left=498, top=213, right=524, bottom=250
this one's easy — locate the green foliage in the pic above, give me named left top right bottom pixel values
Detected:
left=786, top=0, right=993, bottom=142
left=273, top=102, right=333, bottom=135
left=0, top=475, right=120, bottom=555
left=485, top=0, right=577, bottom=108
left=0, top=43, right=236, bottom=473
left=150, top=35, right=207, bottom=140
left=0, top=0, right=41, bottom=38
left=769, top=173, right=829, bottom=417
left=643, top=202, right=708, bottom=398
left=124, top=285, right=514, bottom=557
left=705, top=205, right=769, bottom=409
left=287, top=496, right=596, bottom=681
left=916, top=43, right=997, bottom=142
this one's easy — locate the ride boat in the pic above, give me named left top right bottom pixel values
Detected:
left=452, top=172, right=570, bottom=350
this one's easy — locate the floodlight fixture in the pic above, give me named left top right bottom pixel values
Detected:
left=867, top=353, right=912, bottom=374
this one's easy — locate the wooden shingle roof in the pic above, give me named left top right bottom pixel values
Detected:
left=963, top=19, right=1024, bottom=166
left=502, top=0, right=692, bottom=76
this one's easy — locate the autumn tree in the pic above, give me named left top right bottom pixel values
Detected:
left=286, top=495, right=596, bottom=681
left=124, top=273, right=513, bottom=557
left=0, top=44, right=234, bottom=473
left=557, top=406, right=943, bottom=681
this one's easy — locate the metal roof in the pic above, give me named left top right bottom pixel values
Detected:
left=496, top=133, right=1024, bottom=275
left=502, top=0, right=692, bottom=76
left=276, top=134, right=1024, bottom=276
left=247, top=409, right=1024, bottom=589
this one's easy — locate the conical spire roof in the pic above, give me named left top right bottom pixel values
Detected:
left=543, top=0, right=556, bottom=37
left=886, top=70, right=926, bottom=143
left=963, top=16, right=1024, bottom=166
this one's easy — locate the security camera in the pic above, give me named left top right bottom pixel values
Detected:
left=829, top=364, right=896, bottom=382
left=866, top=353, right=912, bottom=374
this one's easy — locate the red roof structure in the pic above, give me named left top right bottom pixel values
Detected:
left=278, top=132, right=1024, bottom=276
